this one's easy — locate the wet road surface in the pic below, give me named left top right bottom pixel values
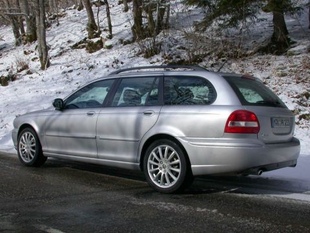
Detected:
left=1, top=153, right=310, bottom=233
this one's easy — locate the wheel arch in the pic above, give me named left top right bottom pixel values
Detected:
left=18, top=124, right=35, bottom=135
left=139, top=134, right=192, bottom=175
left=17, top=123, right=42, bottom=144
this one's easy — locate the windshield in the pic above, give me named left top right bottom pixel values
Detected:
left=223, top=75, right=287, bottom=108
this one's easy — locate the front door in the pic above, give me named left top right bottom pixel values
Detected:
left=43, top=79, right=114, bottom=157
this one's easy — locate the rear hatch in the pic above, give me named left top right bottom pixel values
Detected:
left=223, top=74, right=295, bottom=143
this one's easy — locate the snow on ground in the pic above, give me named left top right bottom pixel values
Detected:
left=0, top=1, right=309, bottom=198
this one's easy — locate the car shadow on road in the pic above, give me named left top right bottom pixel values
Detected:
left=43, top=158, right=310, bottom=201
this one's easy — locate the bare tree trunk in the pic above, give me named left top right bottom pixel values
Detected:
left=272, top=11, right=288, bottom=37
left=143, top=0, right=168, bottom=37
left=48, top=0, right=59, bottom=26
left=271, top=11, right=289, bottom=51
left=123, top=0, right=129, bottom=12
left=15, top=0, right=25, bottom=35
left=165, top=3, right=170, bottom=28
left=260, top=0, right=290, bottom=54
left=95, top=4, right=101, bottom=35
left=35, top=0, right=50, bottom=70
left=308, top=0, right=310, bottom=29
left=3, top=0, right=22, bottom=45
left=55, top=0, right=59, bottom=26
left=48, top=0, right=52, bottom=11
left=104, top=0, right=112, bottom=38
left=77, top=0, right=84, bottom=11
left=82, top=0, right=98, bottom=38
left=156, top=0, right=167, bottom=33
left=146, top=4, right=155, bottom=37
left=19, top=18, right=25, bottom=35
left=11, top=18, right=21, bottom=45
left=132, top=0, right=144, bottom=41
left=20, top=0, right=37, bottom=43
left=48, top=0, right=57, bottom=13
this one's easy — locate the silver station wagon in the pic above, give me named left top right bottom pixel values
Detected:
left=12, top=65, right=300, bottom=193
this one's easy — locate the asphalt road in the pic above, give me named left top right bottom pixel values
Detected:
left=1, top=153, right=310, bottom=233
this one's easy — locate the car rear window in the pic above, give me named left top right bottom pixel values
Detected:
left=223, top=75, right=286, bottom=108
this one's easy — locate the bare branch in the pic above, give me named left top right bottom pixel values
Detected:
left=0, top=8, right=20, bottom=10
left=4, top=13, right=27, bottom=16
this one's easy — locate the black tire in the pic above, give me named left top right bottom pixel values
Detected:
left=17, top=128, right=47, bottom=167
left=143, top=139, right=193, bottom=193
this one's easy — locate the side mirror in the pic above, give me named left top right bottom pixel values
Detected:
left=53, top=98, right=65, bottom=110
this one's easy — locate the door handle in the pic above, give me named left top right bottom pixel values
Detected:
left=87, top=111, right=96, bottom=116
left=143, top=110, right=155, bottom=116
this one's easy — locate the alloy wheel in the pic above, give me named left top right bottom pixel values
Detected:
left=19, top=131, right=37, bottom=163
left=147, top=144, right=181, bottom=189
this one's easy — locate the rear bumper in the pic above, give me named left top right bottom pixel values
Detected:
left=242, top=159, right=297, bottom=175
left=179, top=137, right=300, bottom=176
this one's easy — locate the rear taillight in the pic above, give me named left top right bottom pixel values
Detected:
left=225, top=110, right=260, bottom=134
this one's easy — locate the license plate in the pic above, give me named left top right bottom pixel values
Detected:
left=271, top=117, right=290, bottom=128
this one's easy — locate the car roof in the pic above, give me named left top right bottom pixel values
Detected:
left=107, top=65, right=247, bottom=81
left=108, top=65, right=208, bottom=76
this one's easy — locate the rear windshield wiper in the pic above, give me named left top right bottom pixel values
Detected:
left=255, top=100, right=283, bottom=107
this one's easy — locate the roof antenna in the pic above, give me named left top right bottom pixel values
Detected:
left=217, top=59, right=228, bottom=72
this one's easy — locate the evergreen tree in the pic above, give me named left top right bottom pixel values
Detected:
left=261, top=0, right=303, bottom=54
left=185, top=0, right=301, bottom=54
left=187, top=0, right=262, bottom=29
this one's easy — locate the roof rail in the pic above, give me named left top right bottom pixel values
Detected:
left=108, top=65, right=207, bottom=75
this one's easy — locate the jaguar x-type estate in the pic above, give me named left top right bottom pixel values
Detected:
left=12, top=65, right=300, bottom=193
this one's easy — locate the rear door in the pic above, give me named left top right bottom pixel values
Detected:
left=159, top=74, right=222, bottom=138
left=96, top=76, right=162, bottom=162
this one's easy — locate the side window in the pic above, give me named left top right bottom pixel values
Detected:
left=164, top=76, right=216, bottom=105
left=65, top=79, right=114, bottom=109
left=111, top=77, right=159, bottom=107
